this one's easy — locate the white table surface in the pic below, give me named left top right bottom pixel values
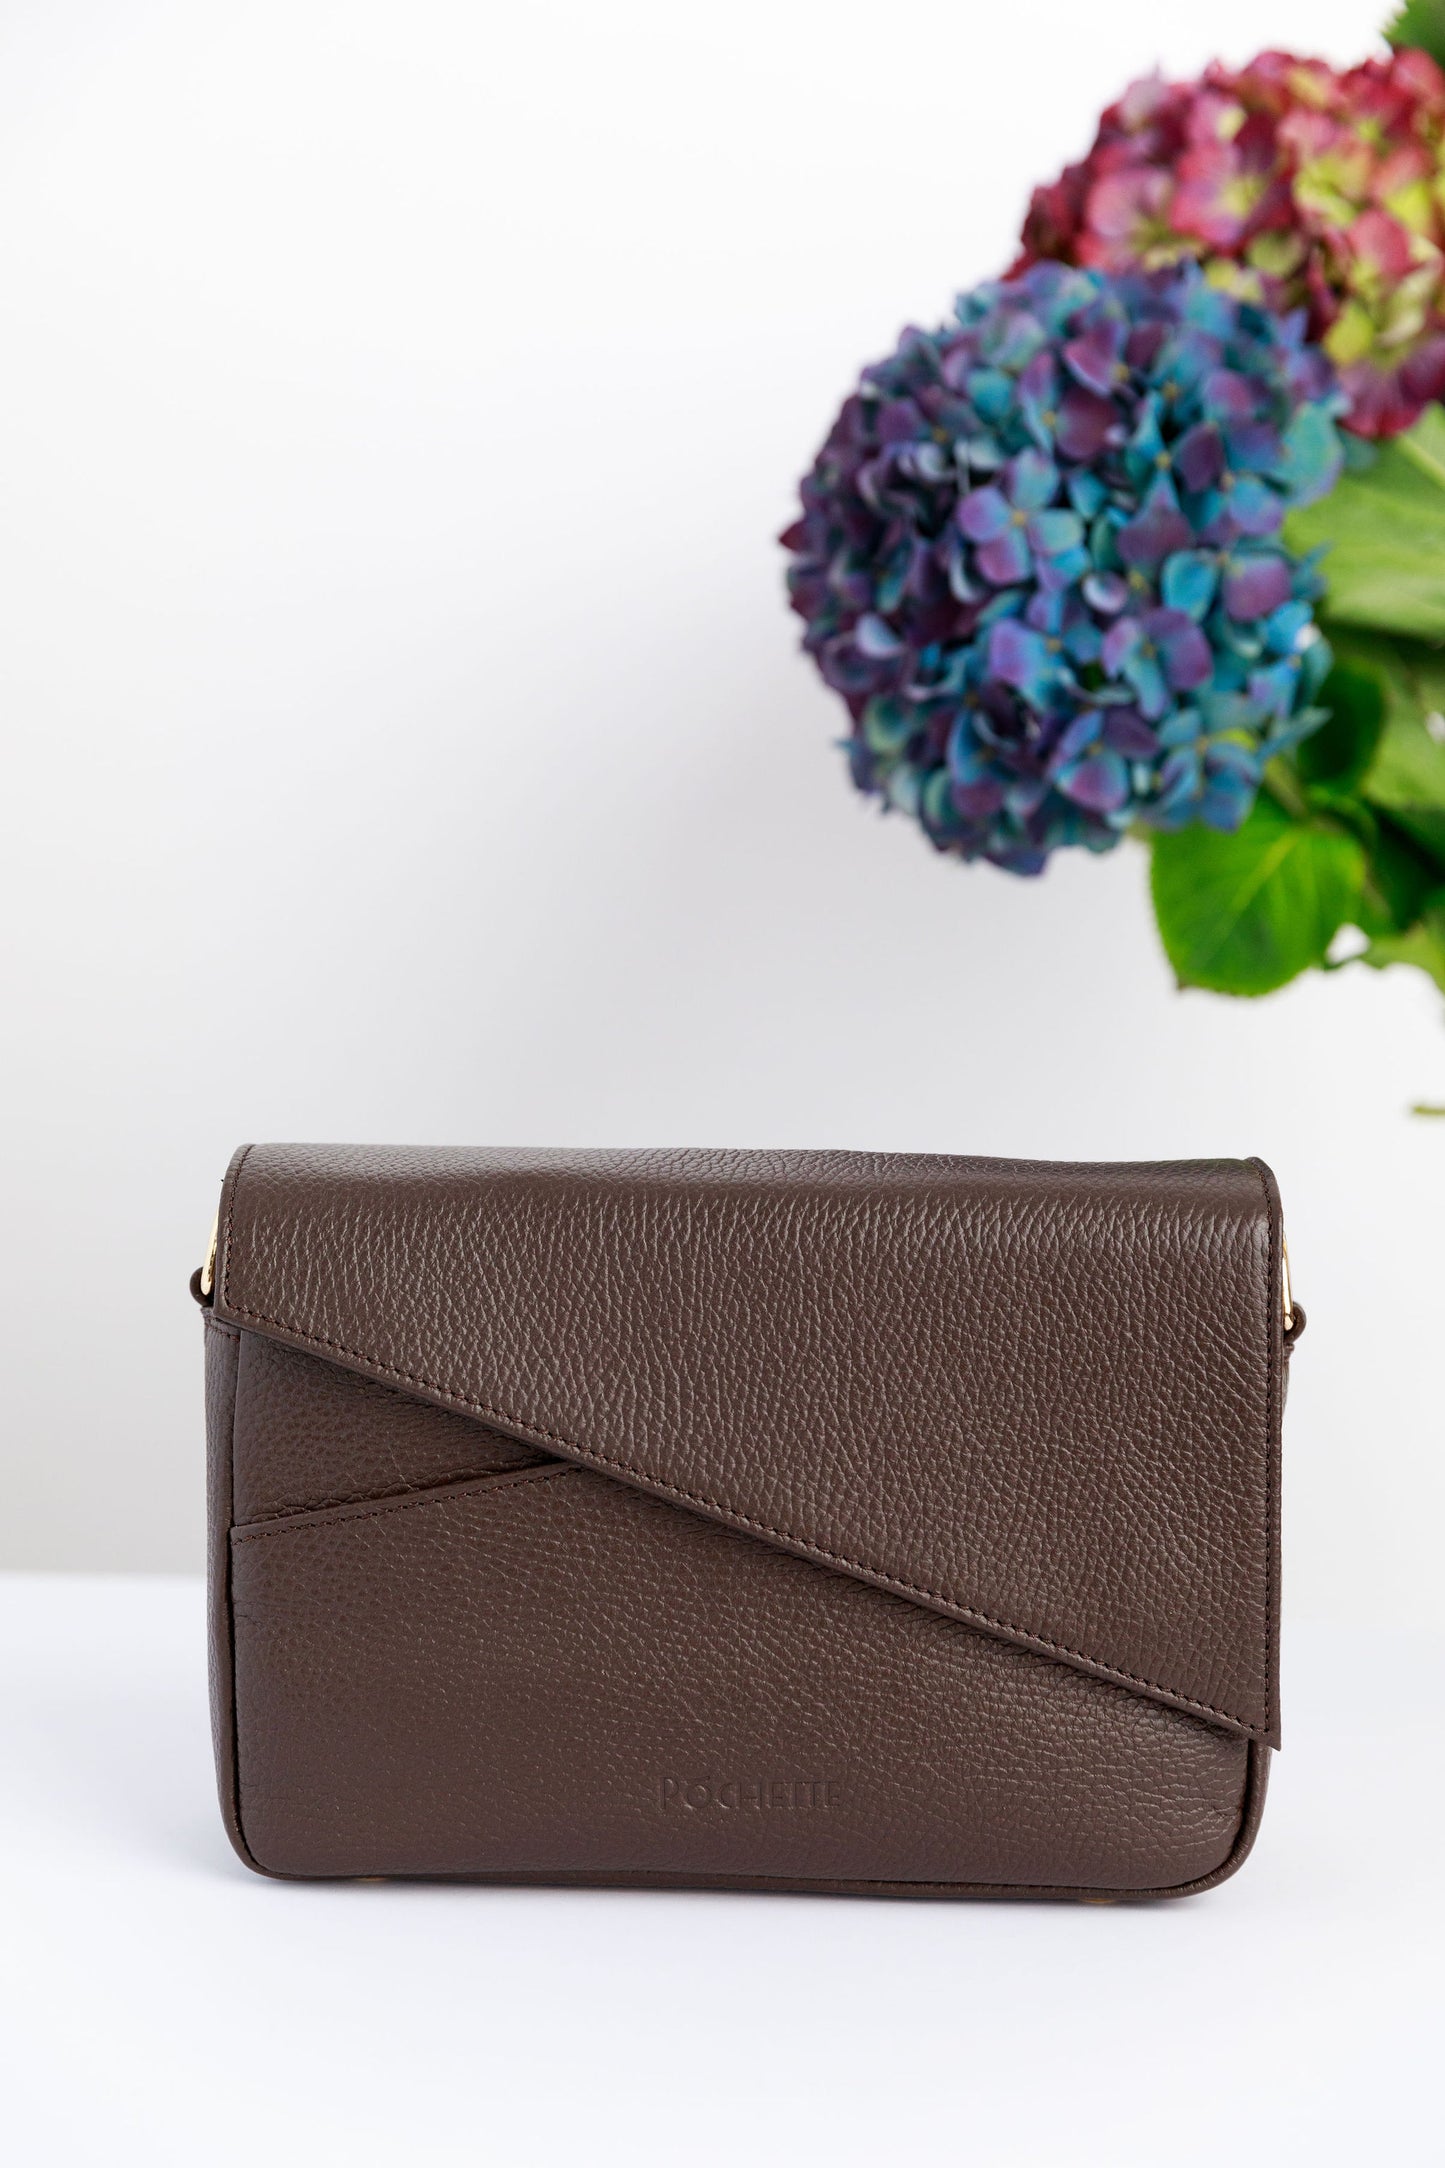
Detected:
left=2, top=1572, right=1438, bottom=2168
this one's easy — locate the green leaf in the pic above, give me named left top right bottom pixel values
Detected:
left=1331, top=629, right=1445, bottom=864
left=1360, top=894, right=1445, bottom=997
left=1150, top=796, right=1365, bottom=997
left=1290, top=630, right=1445, bottom=914
left=1386, top=0, right=1445, bottom=66
left=1357, top=811, right=1445, bottom=934
left=1295, top=656, right=1385, bottom=790
left=1284, top=407, right=1445, bottom=640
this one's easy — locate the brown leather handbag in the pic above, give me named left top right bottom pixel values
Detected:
left=198, top=1144, right=1300, bottom=1898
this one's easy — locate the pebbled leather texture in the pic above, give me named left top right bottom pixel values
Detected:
left=231, top=1329, right=543, bottom=1524
left=205, top=1143, right=1288, bottom=1896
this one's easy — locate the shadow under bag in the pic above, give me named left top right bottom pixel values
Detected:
left=198, top=1143, right=1298, bottom=1898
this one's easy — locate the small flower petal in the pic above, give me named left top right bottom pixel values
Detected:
left=1063, top=322, right=1127, bottom=397
left=1147, top=606, right=1213, bottom=689
left=1007, top=448, right=1061, bottom=510
left=1057, top=748, right=1131, bottom=811
left=854, top=613, right=905, bottom=659
left=1117, top=501, right=1193, bottom=568
left=1225, top=474, right=1284, bottom=536
left=1223, top=554, right=1293, bottom=619
left=987, top=618, right=1056, bottom=704
left=957, top=486, right=1012, bottom=542
left=976, top=528, right=1033, bottom=585
left=1083, top=569, right=1130, bottom=614
left=1102, top=707, right=1160, bottom=756
left=1160, top=549, right=1218, bottom=619
left=1101, top=616, right=1141, bottom=676
left=1055, top=385, right=1118, bottom=458
left=1173, top=421, right=1225, bottom=491
left=1029, top=508, right=1085, bottom=555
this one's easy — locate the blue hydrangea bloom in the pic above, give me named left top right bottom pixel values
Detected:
left=782, top=263, right=1344, bottom=873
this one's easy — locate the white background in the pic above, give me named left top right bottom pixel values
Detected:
left=1, top=7, right=1440, bottom=2163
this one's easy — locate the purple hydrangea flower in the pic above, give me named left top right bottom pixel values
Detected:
left=781, top=262, right=1342, bottom=873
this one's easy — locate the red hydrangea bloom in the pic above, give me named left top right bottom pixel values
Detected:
left=1017, top=46, right=1445, bottom=437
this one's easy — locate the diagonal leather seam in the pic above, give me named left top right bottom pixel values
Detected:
left=231, top=1458, right=574, bottom=1541
left=217, top=1266, right=1261, bottom=1738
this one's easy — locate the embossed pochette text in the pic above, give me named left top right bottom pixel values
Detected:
left=658, top=1776, right=837, bottom=1812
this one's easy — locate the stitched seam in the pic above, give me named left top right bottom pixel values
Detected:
left=218, top=1291, right=1258, bottom=1736
left=1249, top=1156, right=1277, bottom=1741
left=232, top=1459, right=572, bottom=1541
left=220, top=1309, right=257, bottom=1869
left=217, top=1142, right=254, bottom=1325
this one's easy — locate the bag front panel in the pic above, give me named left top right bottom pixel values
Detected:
left=221, top=1334, right=1257, bottom=1894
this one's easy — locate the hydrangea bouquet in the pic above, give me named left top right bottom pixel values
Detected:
left=784, top=3, right=1445, bottom=1088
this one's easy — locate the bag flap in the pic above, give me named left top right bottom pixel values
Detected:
left=213, top=1143, right=1284, bottom=1743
